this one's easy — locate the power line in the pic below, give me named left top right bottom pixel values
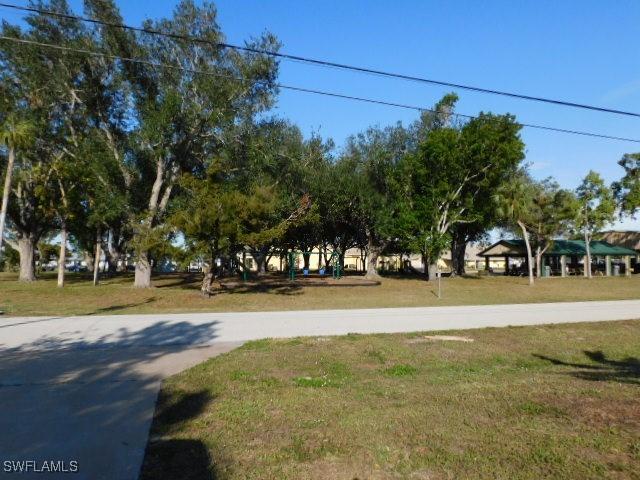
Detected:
left=1, top=35, right=639, bottom=144
left=1, top=1, right=639, bottom=119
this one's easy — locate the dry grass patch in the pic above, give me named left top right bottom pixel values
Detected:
left=141, top=320, right=640, bottom=479
left=1, top=271, right=640, bottom=317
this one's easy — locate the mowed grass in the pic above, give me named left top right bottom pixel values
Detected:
left=1, top=271, right=640, bottom=317
left=141, top=321, right=640, bottom=479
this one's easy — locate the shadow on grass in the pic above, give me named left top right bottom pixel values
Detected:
left=533, top=350, right=640, bottom=385
left=220, top=282, right=304, bottom=296
left=216, top=274, right=380, bottom=296
left=141, top=390, right=222, bottom=480
left=155, top=273, right=201, bottom=290
left=89, top=297, right=158, bottom=315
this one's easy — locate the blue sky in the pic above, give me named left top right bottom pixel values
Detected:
left=3, top=0, right=640, bottom=228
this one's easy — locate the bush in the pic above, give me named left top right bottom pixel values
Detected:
left=0, top=243, right=19, bottom=272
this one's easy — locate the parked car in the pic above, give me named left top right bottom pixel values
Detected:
left=67, top=264, right=87, bottom=272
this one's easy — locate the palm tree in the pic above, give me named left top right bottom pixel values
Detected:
left=494, top=172, right=538, bottom=286
left=0, top=116, right=34, bottom=257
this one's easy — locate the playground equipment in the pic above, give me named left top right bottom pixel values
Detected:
left=287, top=251, right=301, bottom=281
left=286, top=250, right=343, bottom=280
left=328, top=250, right=342, bottom=280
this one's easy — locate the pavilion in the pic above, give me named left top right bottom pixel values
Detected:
left=478, top=239, right=638, bottom=277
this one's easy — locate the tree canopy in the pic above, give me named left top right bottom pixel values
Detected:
left=0, top=1, right=634, bottom=290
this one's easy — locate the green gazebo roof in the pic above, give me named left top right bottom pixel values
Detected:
left=479, top=239, right=638, bottom=257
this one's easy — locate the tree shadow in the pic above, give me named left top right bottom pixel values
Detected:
left=154, top=273, right=201, bottom=290
left=140, top=390, right=224, bottom=480
left=533, top=350, right=640, bottom=385
left=89, top=297, right=158, bottom=315
left=0, top=319, right=222, bottom=479
left=140, top=438, right=218, bottom=480
left=216, top=275, right=380, bottom=296
left=217, top=281, right=303, bottom=296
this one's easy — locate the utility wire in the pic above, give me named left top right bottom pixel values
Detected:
left=1, top=35, right=639, bottom=144
left=1, top=1, right=639, bottom=119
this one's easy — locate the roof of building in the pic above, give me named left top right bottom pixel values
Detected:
left=479, top=239, right=638, bottom=257
left=598, top=231, right=640, bottom=251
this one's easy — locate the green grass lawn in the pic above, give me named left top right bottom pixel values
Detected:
left=141, top=320, right=640, bottom=480
left=1, top=271, right=640, bottom=317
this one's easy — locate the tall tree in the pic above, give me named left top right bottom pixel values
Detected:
left=108, top=1, right=280, bottom=288
left=340, top=124, right=409, bottom=279
left=404, top=99, right=524, bottom=280
left=0, top=116, right=34, bottom=260
left=171, top=162, right=243, bottom=295
left=528, top=179, right=576, bottom=277
left=575, top=171, right=616, bottom=278
left=222, top=118, right=312, bottom=275
left=0, top=0, right=91, bottom=281
left=613, top=153, right=640, bottom=218
left=494, top=171, right=538, bottom=285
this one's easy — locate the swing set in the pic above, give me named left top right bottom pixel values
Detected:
left=287, top=250, right=343, bottom=281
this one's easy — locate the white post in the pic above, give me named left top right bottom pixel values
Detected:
left=560, top=255, right=566, bottom=278
left=605, top=255, right=611, bottom=276
left=625, top=256, right=632, bottom=277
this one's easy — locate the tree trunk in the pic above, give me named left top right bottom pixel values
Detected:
left=108, top=250, right=121, bottom=274
left=322, top=244, right=329, bottom=270
left=518, top=221, right=534, bottom=286
left=303, top=252, right=310, bottom=270
left=105, top=231, right=119, bottom=274
left=0, top=147, right=15, bottom=256
left=83, top=250, right=94, bottom=273
left=134, top=251, right=152, bottom=288
left=257, top=257, right=267, bottom=275
left=57, top=225, right=67, bottom=288
left=201, top=270, right=213, bottom=297
left=535, top=246, right=542, bottom=278
left=364, top=236, right=381, bottom=280
left=253, top=249, right=267, bottom=276
left=102, top=246, right=111, bottom=275
left=201, top=257, right=215, bottom=297
left=427, top=261, right=438, bottom=281
left=584, top=232, right=592, bottom=279
left=93, top=230, right=101, bottom=286
left=17, top=235, right=36, bottom=282
left=450, top=234, right=467, bottom=276
left=118, top=255, right=127, bottom=273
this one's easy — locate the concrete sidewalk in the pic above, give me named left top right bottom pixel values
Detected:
left=0, top=343, right=241, bottom=480
left=2, top=299, right=640, bottom=350
left=1, top=300, right=639, bottom=479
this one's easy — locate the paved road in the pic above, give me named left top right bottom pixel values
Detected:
left=1, top=300, right=639, bottom=479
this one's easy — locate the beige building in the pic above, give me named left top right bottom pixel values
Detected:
left=598, top=231, right=640, bottom=272
left=242, top=243, right=501, bottom=274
